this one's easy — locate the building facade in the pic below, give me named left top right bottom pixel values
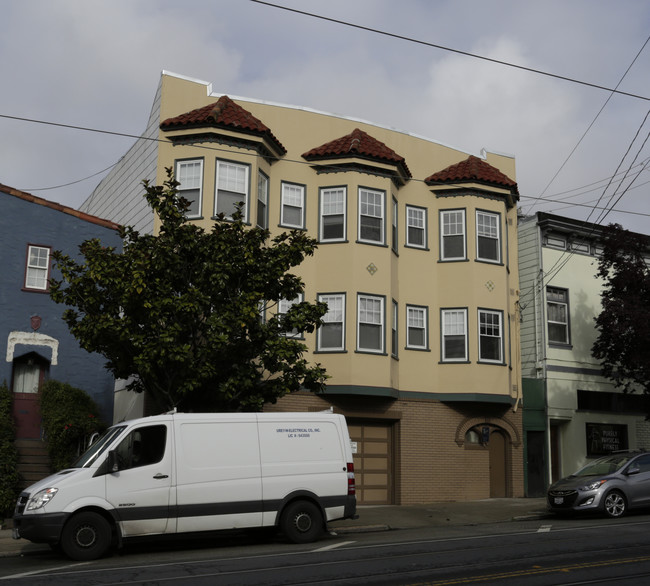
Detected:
left=519, top=212, right=650, bottom=496
left=0, top=183, right=122, bottom=439
left=82, top=71, right=524, bottom=504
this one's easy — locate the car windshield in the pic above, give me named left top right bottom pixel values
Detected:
left=572, top=454, right=633, bottom=477
left=71, top=425, right=127, bottom=468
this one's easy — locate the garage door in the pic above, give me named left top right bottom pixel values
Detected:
left=348, top=421, right=393, bottom=505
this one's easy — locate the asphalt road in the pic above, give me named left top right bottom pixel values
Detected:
left=4, top=513, right=650, bottom=585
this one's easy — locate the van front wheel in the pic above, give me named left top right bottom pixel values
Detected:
left=60, top=511, right=112, bottom=561
left=280, top=500, right=324, bottom=544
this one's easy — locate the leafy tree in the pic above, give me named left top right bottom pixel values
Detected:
left=50, top=169, right=328, bottom=413
left=592, top=223, right=650, bottom=396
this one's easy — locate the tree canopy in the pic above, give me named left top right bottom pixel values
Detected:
left=592, top=223, right=650, bottom=396
left=50, top=170, right=328, bottom=413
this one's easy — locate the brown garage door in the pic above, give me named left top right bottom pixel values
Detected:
left=348, top=421, right=393, bottom=505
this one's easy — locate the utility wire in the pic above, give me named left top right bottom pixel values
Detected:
left=250, top=0, right=650, bottom=102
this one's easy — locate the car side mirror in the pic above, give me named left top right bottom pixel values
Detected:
left=627, top=466, right=640, bottom=476
left=108, top=450, right=120, bottom=473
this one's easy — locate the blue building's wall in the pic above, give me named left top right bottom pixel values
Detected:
left=0, top=189, right=122, bottom=424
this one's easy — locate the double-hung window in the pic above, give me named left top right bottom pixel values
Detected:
left=257, top=171, right=269, bottom=229
left=406, top=205, right=427, bottom=249
left=278, top=294, right=303, bottom=338
left=320, top=187, right=346, bottom=241
left=215, top=160, right=249, bottom=220
left=281, top=182, right=305, bottom=229
left=24, top=245, right=51, bottom=291
left=357, top=294, right=384, bottom=353
left=176, top=159, right=203, bottom=217
left=318, top=293, right=345, bottom=351
left=391, top=300, right=398, bottom=358
left=440, top=209, right=466, bottom=260
left=476, top=210, right=501, bottom=263
left=358, top=188, right=384, bottom=244
left=547, top=287, right=570, bottom=345
left=441, top=308, right=467, bottom=362
left=478, top=309, right=503, bottom=363
left=406, top=305, right=428, bottom=349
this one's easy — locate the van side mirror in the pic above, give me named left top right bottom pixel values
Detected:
left=108, top=450, right=120, bottom=473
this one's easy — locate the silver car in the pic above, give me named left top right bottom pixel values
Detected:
left=547, top=451, right=650, bottom=518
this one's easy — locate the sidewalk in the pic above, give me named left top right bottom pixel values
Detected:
left=1, top=498, right=549, bottom=558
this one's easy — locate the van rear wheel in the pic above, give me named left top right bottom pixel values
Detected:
left=60, top=511, right=112, bottom=561
left=280, top=500, right=323, bottom=544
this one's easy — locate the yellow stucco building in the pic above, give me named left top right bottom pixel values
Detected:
left=82, top=71, right=524, bottom=504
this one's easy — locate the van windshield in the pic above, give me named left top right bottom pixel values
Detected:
left=71, top=425, right=127, bottom=468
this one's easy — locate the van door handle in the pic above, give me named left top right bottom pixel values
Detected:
left=153, top=473, right=169, bottom=479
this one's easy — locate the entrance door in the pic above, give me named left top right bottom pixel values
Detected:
left=526, top=431, right=546, bottom=497
left=347, top=421, right=393, bottom=505
left=12, top=353, right=48, bottom=439
left=489, top=430, right=507, bottom=497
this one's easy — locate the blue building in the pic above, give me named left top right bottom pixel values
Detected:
left=0, top=183, right=121, bottom=446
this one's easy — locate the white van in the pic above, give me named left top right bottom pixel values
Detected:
left=13, top=412, right=357, bottom=560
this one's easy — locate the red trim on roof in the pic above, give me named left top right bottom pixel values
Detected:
left=160, top=95, right=286, bottom=156
left=0, top=183, right=120, bottom=230
left=425, top=155, right=518, bottom=193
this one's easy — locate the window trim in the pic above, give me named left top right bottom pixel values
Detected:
left=356, top=293, right=385, bottom=354
left=214, top=159, right=250, bottom=221
left=319, top=186, right=347, bottom=242
left=547, top=286, right=571, bottom=346
left=440, top=209, right=467, bottom=261
left=406, top=304, right=429, bottom=350
left=406, top=204, right=428, bottom=249
left=476, top=209, right=501, bottom=264
left=478, top=308, right=504, bottom=364
left=175, top=158, right=204, bottom=218
left=441, top=308, right=468, bottom=362
left=391, top=299, right=398, bottom=358
left=358, top=187, right=386, bottom=246
left=23, top=244, right=52, bottom=292
left=317, top=293, right=346, bottom=352
left=280, top=181, right=306, bottom=229
left=257, top=170, right=269, bottom=229
left=391, top=197, right=398, bottom=253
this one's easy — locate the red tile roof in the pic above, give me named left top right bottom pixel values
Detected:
left=302, top=128, right=411, bottom=178
left=425, top=155, right=518, bottom=193
left=160, top=95, right=286, bottom=156
left=0, top=183, right=120, bottom=230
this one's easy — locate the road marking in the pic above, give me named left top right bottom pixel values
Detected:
left=314, top=540, right=356, bottom=551
left=0, top=562, right=91, bottom=581
left=537, top=524, right=552, bottom=533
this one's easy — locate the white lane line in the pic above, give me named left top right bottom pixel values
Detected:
left=314, top=540, right=356, bottom=551
left=537, top=525, right=552, bottom=533
left=0, top=562, right=92, bottom=581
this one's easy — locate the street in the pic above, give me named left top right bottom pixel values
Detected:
left=3, top=513, right=650, bottom=585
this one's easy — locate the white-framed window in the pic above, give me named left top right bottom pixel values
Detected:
left=391, top=300, right=398, bottom=358
left=358, top=188, right=384, bottom=244
left=357, top=294, right=384, bottom=353
left=257, top=171, right=269, bottom=229
left=24, top=245, right=51, bottom=291
left=441, top=308, right=468, bottom=362
left=478, top=309, right=503, bottom=363
left=215, top=160, right=249, bottom=220
left=278, top=294, right=303, bottom=338
left=406, top=305, right=428, bottom=349
left=317, top=293, right=345, bottom=351
left=440, top=209, right=466, bottom=260
left=476, top=210, right=501, bottom=263
left=547, top=287, right=570, bottom=345
left=320, top=187, right=346, bottom=242
left=391, top=198, right=398, bottom=252
left=281, top=182, right=305, bottom=229
left=406, top=205, right=427, bottom=249
left=175, top=159, right=203, bottom=217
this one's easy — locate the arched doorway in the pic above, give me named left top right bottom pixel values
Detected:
left=11, top=352, right=49, bottom=439
left=489, top=429, right=507, bottom=497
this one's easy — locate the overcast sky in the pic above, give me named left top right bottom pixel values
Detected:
left=1, top=0, right=649, bottom=234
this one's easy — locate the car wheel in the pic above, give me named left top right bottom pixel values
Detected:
left=603, top=490, right=627, bottom=518
left=60, top=511, right=113, bottom=561
left=280, top=500, right=324, bottom=544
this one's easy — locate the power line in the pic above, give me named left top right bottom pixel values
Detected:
left=250, top=0, right=650, bottom=102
